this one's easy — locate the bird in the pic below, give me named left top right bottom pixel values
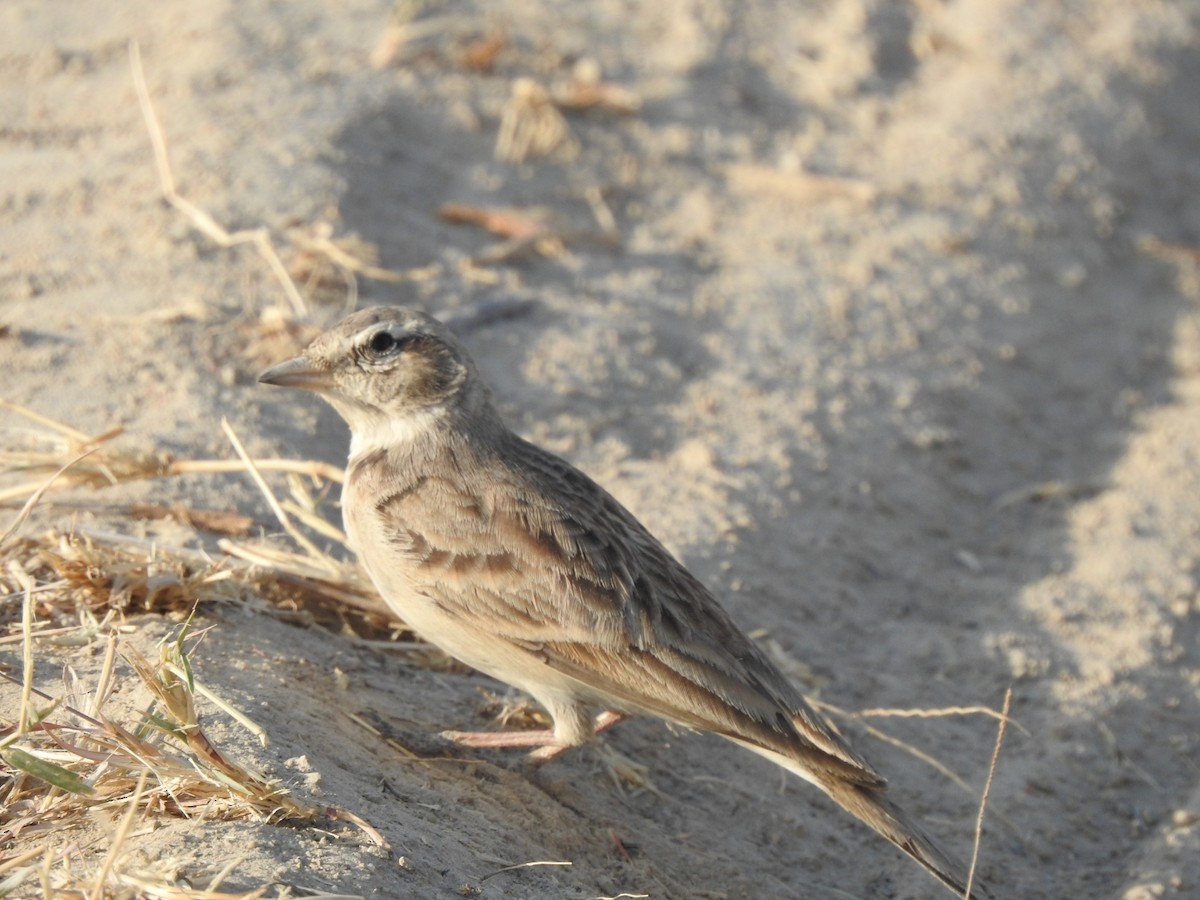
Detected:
left=259, top=305, right=992, bottom=898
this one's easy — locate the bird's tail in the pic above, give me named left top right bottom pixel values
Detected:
left=737, top=737, right=991, bottom=897
left=817, top=776, right=993, bottom=900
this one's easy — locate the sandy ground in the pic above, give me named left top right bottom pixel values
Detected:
left=3, top=1, right=1200, bottom=897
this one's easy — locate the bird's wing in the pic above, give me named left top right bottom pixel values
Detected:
left=448, top=436, right=887, bottom=785
left=365, top=432, right=879, bottom=783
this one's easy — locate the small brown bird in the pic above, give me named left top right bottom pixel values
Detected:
left=260, top=306, right=991, bottom=898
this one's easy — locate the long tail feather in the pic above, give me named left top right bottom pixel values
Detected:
left=736, top=739, right=992, bottom=898
left=818, top=778, right=993, bottom=899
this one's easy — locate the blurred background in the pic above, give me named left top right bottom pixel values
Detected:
left=2, top=2, right=1199, bottom=897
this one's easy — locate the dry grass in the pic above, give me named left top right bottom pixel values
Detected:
left=0, top=406, right=406, bottom=898
left=0, top=399, right=422, bottom=639
left=496, top=77, right=579, bottom=164
left=0, top=399, right=344, bottom=507
left=0, top=610, right=385, bottom=897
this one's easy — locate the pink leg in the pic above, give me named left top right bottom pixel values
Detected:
left=439, top=727, right=558, bottom=749
left=528, top=710, right=628, bottom=764
left=441, top=710, right=628, bottom=764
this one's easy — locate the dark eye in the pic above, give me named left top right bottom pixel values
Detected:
left=368, top=330, right=399, bottom=355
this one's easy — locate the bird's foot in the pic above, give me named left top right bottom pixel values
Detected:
left=441, top=710, right=628, bottom=765
left=526, top=709, right=627, bottom=763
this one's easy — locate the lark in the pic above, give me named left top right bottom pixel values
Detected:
left=259, top=306, right=991, bottom=898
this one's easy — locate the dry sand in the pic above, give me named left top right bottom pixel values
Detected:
left=3, top=1, right=1200, bottom=897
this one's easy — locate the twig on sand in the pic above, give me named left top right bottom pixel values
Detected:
left=479, top=860, right=572, bottom=882
left=855, top=703, right=1028, bottom=737
left=813, top=696, right=1023, bottom=840
left=128, top=40, right=307, bottom=317
left=965, top=688, right=1012, bottom=899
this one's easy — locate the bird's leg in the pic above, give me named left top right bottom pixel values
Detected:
left=439, top=728, right=558, bottom=749
left=441, top=710, right=627, bottom=764
left=527, top=710, right=627, bottom=763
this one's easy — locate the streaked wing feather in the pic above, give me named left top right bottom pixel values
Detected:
left=372, top=434, right=881, bottom=783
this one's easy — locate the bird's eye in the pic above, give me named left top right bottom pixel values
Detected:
left=368, top=330, right=399, bottom=355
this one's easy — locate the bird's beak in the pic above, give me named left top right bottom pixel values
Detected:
left=257, top=356, right=332, bottom=392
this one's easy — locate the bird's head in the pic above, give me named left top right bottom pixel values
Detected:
left=259, top=306, right=490, bottom=455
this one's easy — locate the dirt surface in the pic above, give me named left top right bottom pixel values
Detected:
left=4, top=1, right=1200, bottom=897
